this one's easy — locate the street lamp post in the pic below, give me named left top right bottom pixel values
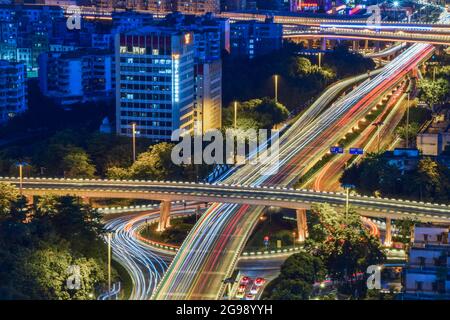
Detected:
left=131, top=123, right=137, bottom=162
left=107, top=232, right=112, bottom=299
left=234, top=101, right=238, bottom=130
left=342, top=184, right=355, bottom=219
left=292, top=232, right=296, bottom=249
left=406, top=90, right=411, bottom=148
left=372, top=121, right=384, bottom=152
left=274, top=75, right=278, bottom=103
left=19, top=164, right=23, bottom=195
left=15, top=161, right=28, bottom=195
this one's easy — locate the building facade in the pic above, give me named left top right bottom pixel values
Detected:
left=403, top=227, right=450, bottom=299
left=39, top=49, right=114, bottom=105
left=230, top=18, right=283, bottom=59
left=115, top=27, right=195, bottom=140
left=0, top=60, right=26, bottom=124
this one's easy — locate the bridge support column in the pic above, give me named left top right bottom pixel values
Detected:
left=157, top=201, right=171, bottom=232
left=364, top=39, right=369, bottom=51
left=321, top=38, right=327, bottom=51
left=375, top=41, right=380, bottom=52
left=384, top=217, right=392, bottom=247
left=26, top=195, right=34, bottom=206
left=352, top=40, right=359, bottom=51
left=296, top=209, right=308, bottom=242
left=307, top=39, right=313, bottom=49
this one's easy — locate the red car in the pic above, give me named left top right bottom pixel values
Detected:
left=255, top=277, right=266, bottom=286
left=240, top=276, right=251, bottom=286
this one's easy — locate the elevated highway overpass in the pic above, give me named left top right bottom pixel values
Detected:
left=1, top=177, right=449, bottom=223
left=283, top=29, right=450, bottom=45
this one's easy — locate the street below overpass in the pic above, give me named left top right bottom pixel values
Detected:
left=152, top=42, right=440, bottom=300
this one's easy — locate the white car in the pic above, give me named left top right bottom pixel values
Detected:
left=245, top=293, right=255, bottom=300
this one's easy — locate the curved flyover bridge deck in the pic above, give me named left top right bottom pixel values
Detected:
left=283, top=29, right=450, bottom=45
left=3, top=177, right=450, bottom=223
left=151, top=43, right=437, bottom=300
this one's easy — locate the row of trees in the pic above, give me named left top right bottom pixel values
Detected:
left=341, top=153, right=450, bottom=203
left=222, top=98, right=289, bottom=130
left=0, top=183, right=112, bottom=299
left=222, top=42, right=375, bottom=111
left=263, top=204, right=385, bottom=300
left=0, top=129, right=201, bottom=181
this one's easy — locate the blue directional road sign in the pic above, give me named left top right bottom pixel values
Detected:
left=330, top=146, right=344, bottom=154
left=349, top=148, right=364, bottom=155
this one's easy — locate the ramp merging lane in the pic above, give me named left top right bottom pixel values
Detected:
left=152, top=42, right=438, bottom=300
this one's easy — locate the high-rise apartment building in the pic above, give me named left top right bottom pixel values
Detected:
left=115, top=26, right=195, bottom=140
left=0, top=60, right=26, bottom=124
left=39, top=49, right=114, bottom=105
left=230, top=17, right=283, bottom=59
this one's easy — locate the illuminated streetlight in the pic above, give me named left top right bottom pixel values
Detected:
left=15, top=161, right=28, bottom=195
left=405, top=90, right=411, bottom=148
left=274, top=75, right=279, bottom=103
left=234, top=101, right=238, bottom=130
left=107, top=231, right=112, bottom=300
left=342, top=184, right=355, bottom=219
left=372, top=121, right=384, bottom=152
left=131, top=123, right=140, bottom=162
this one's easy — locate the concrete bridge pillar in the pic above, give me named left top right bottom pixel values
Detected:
left=384, top=217, right=392, bottom=247
left=375, top=41, right=380, bottom=52
left=296, top=209, right=308, bottom=242
left=364, top=39, right=369, bottom=51
left=157, top=200, right=171, bottom=232
left=26, top=195, right=34, bottom=206
left=307, top=39, right=313, bottom=49
left=352, top=40, right=359, bottom=51
left=321, top=37, right=327, bottom=51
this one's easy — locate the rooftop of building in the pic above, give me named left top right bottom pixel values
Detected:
left=383, top=148, right=420, bottom=159
left=120, top=25, right=189, bottom=36
left=47, top=48, right=113, bottom=59
left=421, top=110, right=450, bottom=134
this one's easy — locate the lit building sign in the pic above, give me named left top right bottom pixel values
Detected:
left=172, top=54, right=180, bottom=103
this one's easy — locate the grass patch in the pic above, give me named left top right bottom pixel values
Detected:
left=244, top=209, right=297, bottom=251
left=139, top=215, right=197, bottom=246
left=112, top=260, right=133, bottom=300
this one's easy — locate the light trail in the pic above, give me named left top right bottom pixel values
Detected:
left=153, top=42, right=437, bottom=300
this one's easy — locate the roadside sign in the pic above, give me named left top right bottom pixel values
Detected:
left=349, top=148, right=364, bottom=155
left=330, top=146, right=344, bottom=154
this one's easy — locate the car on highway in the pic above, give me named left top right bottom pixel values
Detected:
left=240, top=276, right=251, bottom=286
left=235, top=285, right=246, bottom=299
left=249, top=284, right=259, bottom=295
left=245, top=293, right=255, bottom=300
left=255, top=277, right=266, bottom=286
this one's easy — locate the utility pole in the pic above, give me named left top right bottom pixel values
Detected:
left=372, top=121, right=384, bottom=152
left=406, top=90, right=411, bottom=148
left=234, top=101, right=238, bottom=130
left=19, top=164, right=23, bottom=195
left=131, top=123, right=137, bottom=162
left=107, top=232, right=112, bottom=299
left=274, top=75, right=278, bottom=103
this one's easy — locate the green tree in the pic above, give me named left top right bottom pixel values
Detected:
left=306, top=204, right=385, bottom=297
left=394, top=218, right=417, bottom=249
left=418, top=78, right=449, bottom=109
left=0, top=183, right=19, bottom=216
left=395, top=123, right=420, bottom=141
left=129, top=142, right=182, bottom=180
left=62, top=149, right=96, bottom=178
left=263, top=252, right=326, bottom=300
